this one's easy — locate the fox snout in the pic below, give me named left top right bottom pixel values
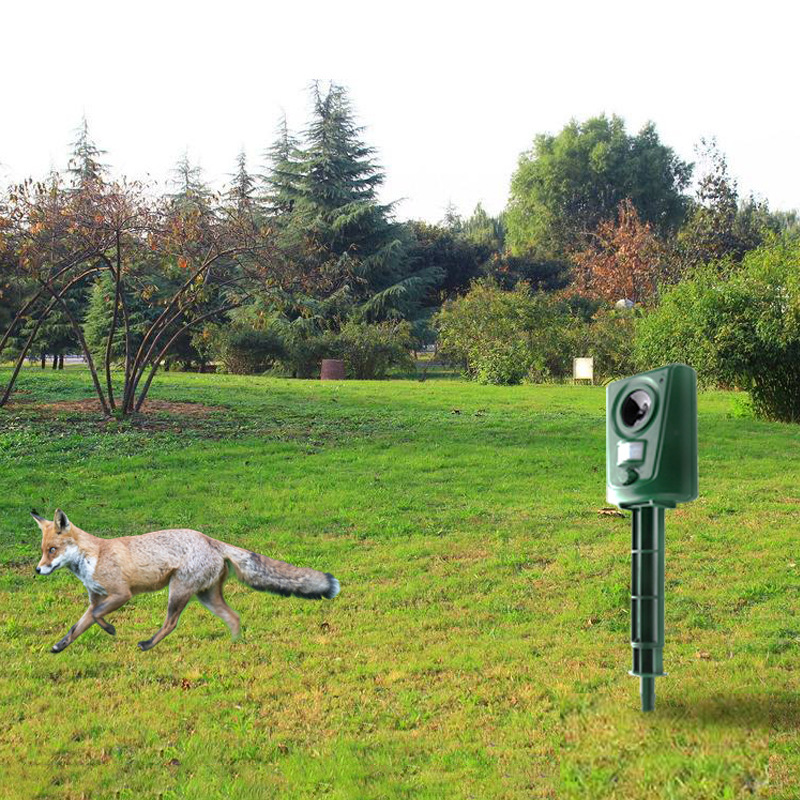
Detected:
left=35, top=561, right=55, bottom=575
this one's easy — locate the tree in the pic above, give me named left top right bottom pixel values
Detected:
left=169, top=151, right=212, bottom=214
left=68, top=116, right=108, bottom=189
left=268, top=82, right=442, bottom=323
left=0, top=201, right=26, bottom=345
left=0, top=174, right=116, bottom=407
left=506, top=115, right=692, bottom=259
left=770, top=209, right=800, bottom=237
left=290, top=82, right=401, bottom=302
left=261, top=114, right=301, bottom=218
left=226, top=150, right=257, bottom=213
left=82, top=270, right=152, bottom=366
left=19, top=165, right=100, bottom=367
left=571, top=198, right=666, bottom=305
left=107, top=186, right=287, bottom=413
left=441, top=202, right=463, bottom=232
left=12, top=301, right=80, bottom=369
left=675, top=139, right=774, bottom=273
left=0, top=173, right=295, bottom=415
left=405, top=221, right=488, bottom=301
left=461, top=203, right=505, bottom=251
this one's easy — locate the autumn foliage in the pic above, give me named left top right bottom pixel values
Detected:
left=571, top=199, right=665, bottom=306
left=0, top=175, right=292, bottom=414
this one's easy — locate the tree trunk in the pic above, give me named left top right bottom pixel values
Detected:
left=41, top=353, right=46, bottom=370
left=133, top=302, right=240, bottom=412
left=103, top=238, right=123, bottom=411
left=52, top=355, right=58, bottom=370
left=0, top=266, right=102, bottom=408
left=44, top=286, right=110, bottom=416
left=58, top=354, right=64, bottom=369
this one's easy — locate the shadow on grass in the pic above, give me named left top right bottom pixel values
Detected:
left=659, top=692, right=800, bottom=730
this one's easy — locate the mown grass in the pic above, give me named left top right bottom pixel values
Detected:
left=0, top=367, right=797, bottom=799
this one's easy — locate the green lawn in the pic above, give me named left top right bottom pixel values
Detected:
left=0, top=368, right=797, bottom=799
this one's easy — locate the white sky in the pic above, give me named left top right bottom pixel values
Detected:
left=2, top=0, right=798, bottom=223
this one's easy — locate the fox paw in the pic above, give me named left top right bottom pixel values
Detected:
left=50, top=640, right=68, bottom=653
left=137, top=640, right=153, bottom=651
left=100, top=622, right=116, bottom=636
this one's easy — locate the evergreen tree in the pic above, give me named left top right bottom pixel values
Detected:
left=83, top=273, right=128, bottom=364
left=676, top=139, right=773, bottom=273
left=441, top=202, right=463, bottom=232
left=226, top=149, right=257, bottom=212
left=261, top=114, right=302, bottom=217
left=461, top=203, right=505, bottom=251
left=12, top=294, right=83, bottom=368
left=68, top=116, right=108, bottom=188
left=285, top=81, right=442, bottom=322
left=169, top=151, right=212, bottom=212
left=405, top=221, right=487, bottom=302
left=82, top=272, right=175, bottom=369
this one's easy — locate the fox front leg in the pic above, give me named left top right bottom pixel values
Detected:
left=51, top=592, right=131, bottom=653
left=50, top=606, right=97, bottom=653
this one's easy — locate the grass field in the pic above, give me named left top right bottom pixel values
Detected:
left=0, top=367, right=797, bottom=799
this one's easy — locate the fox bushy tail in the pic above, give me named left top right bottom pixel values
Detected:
left=215, top=542, right=340, bottom=600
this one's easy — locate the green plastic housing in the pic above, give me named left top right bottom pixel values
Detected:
left=605, top=364, right=698, bottom=711
left=606, top=364, right=698, bottom=510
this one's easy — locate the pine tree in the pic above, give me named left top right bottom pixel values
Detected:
left=82, top=272, right=155, bottom=367
left=461, top=203, right=505, bottom=251
left=286, top=82, right=442, bottom=321
left=169, top=151, right=211, bottom=212
left=676, top=139, right=770, bottom=272
left=261, top=114, right=301, bottom=217
left=442, top=202, right=462, bottom=231
left=68, top=116, right=108, bottom=188
left=83, top=274, right=126, bottom=365
left=226, top=149, right=257, bottom=212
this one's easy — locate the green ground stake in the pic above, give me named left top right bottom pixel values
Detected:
left=606, top=364, right=698, bottom=712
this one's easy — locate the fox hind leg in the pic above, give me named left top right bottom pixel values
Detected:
left=197, top=578, right=241, bottom=640
left=137, top=580, right=193, bottom=651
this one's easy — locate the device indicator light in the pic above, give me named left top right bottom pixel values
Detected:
left=617, top=441, right=644, bottom=464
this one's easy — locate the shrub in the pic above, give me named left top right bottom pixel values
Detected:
left=435, top=279, right=568, bottom=384
left=635, top=266, right=721, bottom=382
left=336, top=321, right=415, bottom=379
left=636, top=238, right=800, bottom=422
left=277, top=322, right=414, bottom=379
left=280, top=333, right=336, bottom=378
left=211, top=326, right=286, bottom=375
left=572, top=307, right=639, bottom=382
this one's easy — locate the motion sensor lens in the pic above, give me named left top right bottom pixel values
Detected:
left=621, top=390, right=652, bottom=429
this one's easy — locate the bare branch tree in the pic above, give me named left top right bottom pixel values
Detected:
left=1, top=172, right=306, bottom=416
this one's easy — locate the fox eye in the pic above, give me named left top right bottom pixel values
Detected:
left=48, top=547, right=56, bottom=554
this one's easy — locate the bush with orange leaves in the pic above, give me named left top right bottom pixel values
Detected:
left=571, top=199, right=666, bottom=307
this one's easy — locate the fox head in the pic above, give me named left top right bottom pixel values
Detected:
left=33, top=509, right=76, bottom=575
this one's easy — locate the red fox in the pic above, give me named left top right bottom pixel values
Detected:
left=32, top=509, right=339, bottom=653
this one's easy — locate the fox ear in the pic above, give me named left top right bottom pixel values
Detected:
left=31, top=510, right=46, bottom=528
left=53, top=509, right=71, bottom=534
